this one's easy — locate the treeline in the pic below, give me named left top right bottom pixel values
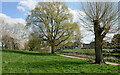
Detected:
left=88, top=34, right=120, bottom=49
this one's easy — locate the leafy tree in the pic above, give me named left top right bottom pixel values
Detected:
left=102, top=41, right=110, bottom=49
left=26, top=2, right=79, bottom=53
left=27, top=30, right=43, bottom=51
left=57, top=30, right=82, bottom=49
left=80, top=2, right=119, bottom=64
left=73, top=33, right=82, bottom=47
left=111, top=34, right=120, bottom=49
left=89, top=41, right=95, bottom=49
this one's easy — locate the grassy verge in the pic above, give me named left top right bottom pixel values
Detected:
left=2, top=49, right=120, bottom=73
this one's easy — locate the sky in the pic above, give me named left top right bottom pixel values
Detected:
left=0, top=0, right=119, bottom=44
left=2, top=2, right=83, bottom=19
left=2, top=2, right=26, bottom=19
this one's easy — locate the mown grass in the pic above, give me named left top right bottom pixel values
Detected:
left=2, top=49, right=120, bottom=73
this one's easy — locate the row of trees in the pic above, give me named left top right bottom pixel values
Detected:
left=89, top=34, right=120, bottom=49
left=1, top=1, right=118, bottom=65
left=110, top=34, right=120, bottom=49
left=25, top=1, right=119, bottom=64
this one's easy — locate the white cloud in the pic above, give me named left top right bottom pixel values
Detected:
left=17, top=0, right=37, bottom=16
left=68, top=8, right=94, bottom=44
left=17, top=0, right=37, bottom=12
left=68, top=8, right=86, bottom=22
left=81, top=31, right=94, bottom=44
left=0, top=13, right=28, bottom=48
left=0, top=13, right=26, bottom=27
left=17, top=6, right=25, bottom=11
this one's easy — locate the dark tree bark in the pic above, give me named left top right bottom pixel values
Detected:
left=2, top=42, right=3, bottom=49
left=51, top=45, right=55, bottom=54
left=94, top=20, right=105, bottom=64
left=51, top=41, right=55, bottom=54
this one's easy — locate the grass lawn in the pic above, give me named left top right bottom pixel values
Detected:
left=1, top=49, right=120, bottom=73
left=61, top=53, right=120, bottom=64
left=57, top=49, right=120, bottom=55
left=57, top=49, right=95, bottom=54
left=57, top=49, right=120, bottom=63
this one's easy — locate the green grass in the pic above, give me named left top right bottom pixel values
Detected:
left=57, top=49, right=120, bottom=56
left=57, top=49, right=95, bottom=54
left=2, top=49, right=120, bottom=73
left=57, top=49, right=120, bottom=63
left=103, top=53, right=120, bottom=55
left=57, top=49, right=111, bottom=53
left=104, top=59, right=120, bottom=63
left=61, top=53, right=120, bottom=64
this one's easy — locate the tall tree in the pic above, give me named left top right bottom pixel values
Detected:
left=26, top=2, right=79, bottom=53
left=80, top=2, right=119, bottom=64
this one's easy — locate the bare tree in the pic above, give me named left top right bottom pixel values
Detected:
left=80, top=2, right=119, bottom=64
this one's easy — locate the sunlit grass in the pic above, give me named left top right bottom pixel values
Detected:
left=2, top=49, right=119, bottom=73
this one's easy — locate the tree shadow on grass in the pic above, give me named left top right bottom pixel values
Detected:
left=1, top=49, right=56, bottom=56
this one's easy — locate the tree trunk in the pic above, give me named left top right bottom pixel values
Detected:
left=50, top=41, right=55, bottom=54
left=95, top=32, right=105, bottom=64
left=94, top=20, right=105, bottom=64
left=51, top=45, right=54, bottom=54
left=2, top=42, right=3, bottom=49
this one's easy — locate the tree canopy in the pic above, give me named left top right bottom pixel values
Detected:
left=26, top=2, right=80, bottom=53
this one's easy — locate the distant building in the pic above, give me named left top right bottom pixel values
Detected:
left=81, top=43, right=90, bottom=49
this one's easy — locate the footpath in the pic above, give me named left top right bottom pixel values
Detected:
left=58, top=54, right=120, bottom=65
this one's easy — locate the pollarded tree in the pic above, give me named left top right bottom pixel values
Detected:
left=26, top=2, right=79, bottom=53
left=80, top=2, right=119, bottom=64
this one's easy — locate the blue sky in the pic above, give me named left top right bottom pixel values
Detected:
left=1, top=1, right=119, bottom=19
left=2, top=2, right=82, bottom=19
left=2, top=2, right=27, bottom=19
left=2, top=2, right=24, bottom=18
left=65, top=2, right=82, bottom=10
